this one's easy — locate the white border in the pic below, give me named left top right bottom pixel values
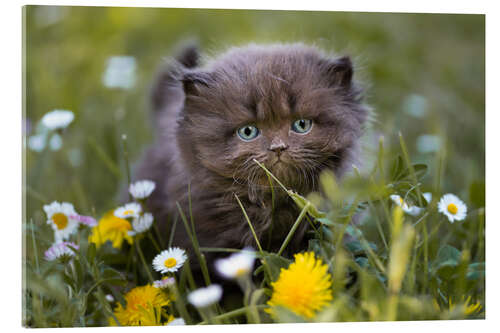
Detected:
left=2, top=0, right=497, bottom=332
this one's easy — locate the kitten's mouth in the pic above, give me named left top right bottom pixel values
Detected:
left=269, top=156, right=289, bottom=171
left=268, top=156, right=291, bottom=175
left=271, top=158, right=282, bottom=167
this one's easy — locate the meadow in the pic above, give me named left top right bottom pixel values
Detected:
left=23, top=6, right=485, bottom=326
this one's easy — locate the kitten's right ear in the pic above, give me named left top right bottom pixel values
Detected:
left=151, top=43, right=201, bottom=112
left=181, top=71, right=213, bottom=97
left=176, top=43, right=200, bottom=69
left=321, top=56, right=353, bottom=88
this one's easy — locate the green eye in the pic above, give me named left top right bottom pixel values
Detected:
left=291, top=119, right=313, bottom=134
left=237, top=125, right=260, bottom=141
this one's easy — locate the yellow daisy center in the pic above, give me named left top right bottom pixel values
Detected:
left=235, top=268, right=248, bottom=277
left=52, top=213, right=68, bottom=230
left=447, top=203, right=458, bottom=215
left=399, top=197, right=404, bottom=205
left=123, top=209, right=134, bottom=216
left=164, top=258, right=177, bottom=268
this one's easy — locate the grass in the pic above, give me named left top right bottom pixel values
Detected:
left=22, top=5, right=484, bottom=327
left=22, top=132, right=485, bottom=326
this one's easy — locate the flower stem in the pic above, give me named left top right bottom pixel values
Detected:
left=170, top=283, right=193, bottom=324
left=277, top=203, right=309, bottom=256
left=253, top=159, right=288, bottom=192
left=234, top=194, right=263, bottom=253
left=198, top=305, right=268, bottom=325
left=147, top=231, right=162, bottom=252
left=176, top=202, right=211, bottom=286
left=120, top=134, right=133, bottom=202
left=135, top=240, right=154, bottom=283
left=398, top=132, right=423, bottom=206
left=153, top=222, right=165, bottom=248
left=182, top=258, right=197, bottom=290
left=87, top=137, right=122, bottom=179
left=168, top=215, right=178, bottom=248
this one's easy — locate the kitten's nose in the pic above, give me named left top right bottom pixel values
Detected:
left=268, top=139, right=289, bottom=155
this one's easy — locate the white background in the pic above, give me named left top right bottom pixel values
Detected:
left=1, top=0, right=497, bottom=332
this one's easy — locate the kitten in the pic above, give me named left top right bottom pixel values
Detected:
left=135, top=43, right=368, bottom=263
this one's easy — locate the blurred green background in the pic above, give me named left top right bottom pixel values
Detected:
left=24, top=6, right=485, bottom=227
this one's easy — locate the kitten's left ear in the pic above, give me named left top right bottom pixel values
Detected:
left=322, top=56, right=353, bottom=88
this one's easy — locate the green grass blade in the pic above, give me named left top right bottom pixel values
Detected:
left=234, top=194, right=264, bottom=253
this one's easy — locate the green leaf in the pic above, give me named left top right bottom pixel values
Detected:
left=346, top=240, right=364, bottom=254
left=272, top=306, right=308, bottom=323
left=308, top=238, right=322, bottom=254
left=435, top=245, right=461, bottom=265
left=101, top=267, right=123, bottom=280
left=355, top=256, right=370, bottom=268
left=62, top=272, right=75, bottom=290
left=435, top=262, right=460, bottom=280
left=376, top=271, right=387, bottom=283
left=102, top=278, right=128, bottom=286
left=466, top=262, right=485, bottom=280
left=432, top=245, right=461, bottom=278
left=99, top=252, right=129, bottom=265
left=391, top=155, right=405, bottom=180
left=262, top=253, right=291, bottom=283
left=308, top=239, right=335, bottom=258
left=73, top=258, right=84, bottom=290
left=316, top=217, right=334, bottom=226
left=394, top=163, right=428, bottom=182
left=345, top=240, right=377, bottom=256
left=412, top=164, right=428, bottom=180
left=287, top=190, right=326, bottom=219
left=88, top=242, right=97, bottom=264
left=253, top=264, right=264, bottom=277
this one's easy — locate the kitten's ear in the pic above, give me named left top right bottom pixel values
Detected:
left=151, top=43, right=201, bottom=111
left=176, top=43, right=200, bottom=69
left=175, top=42, right=214, bottom=96
left=322, top=56, right=353, bottom=88
left=181, top=71, right=213, bottom=97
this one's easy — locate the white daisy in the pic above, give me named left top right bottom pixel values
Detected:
left=40, top=110, right=74, bottom=130
left=153, top=276, right=175, bottom=289
left=128, top=212, right=154, bottom=236
left=152, top=247, right=187, bottom=274
left=70, top=214, right=98, bottom=227
left=215, top=248, right=256, bottom=279
left=44, top=241, right=79, bottom=261
left=438, top=193, right=467, bottom=223
left=49, top=133, right=63, bottom=151
left=43, top=201, right=80, bottom=242
left=390, top=193, right=432, bottom=216
left=187, top=284, right=223, bottom=308
left=102, top=56, right=136, bottom=89
left=129, top=180, right=156, bottom=200
left=28, top=133, right=47, bottom=152
left=114, top=202, right=142, bottom=219
left=168, top=318, right=186, bottom=326
left=105, top=294, right=115, bottom=302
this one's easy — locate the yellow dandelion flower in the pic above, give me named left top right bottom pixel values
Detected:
left=110, top=284, right=171, bottom=326
left=449, top=296, right=482, bottom=316
left=88, top=210, right=133, bottom=249
left=267, top=252, right=333, bottom=319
